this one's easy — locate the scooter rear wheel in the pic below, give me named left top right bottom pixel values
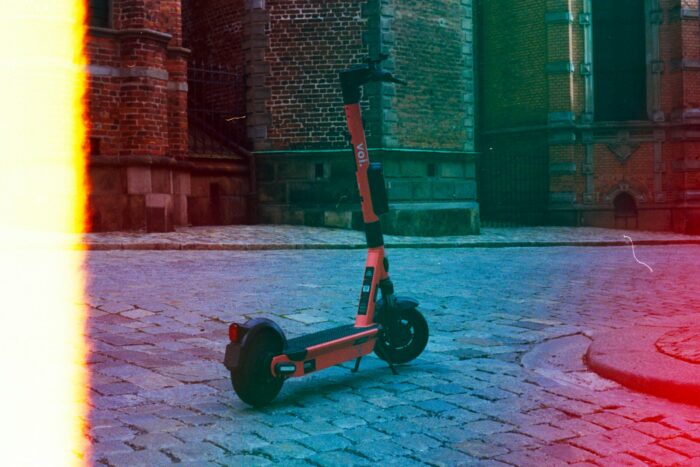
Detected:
left=231, top=331, right=284, bottom=407
left=374, top=307, right=428, bottom=364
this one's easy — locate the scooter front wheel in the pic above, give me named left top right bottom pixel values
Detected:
left=231, top=331, right=284, bottom=407
left=374, top=307, right=428, bottom=364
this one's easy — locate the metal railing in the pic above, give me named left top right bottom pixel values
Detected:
left=187, top=62, right=249, bottom=154
left=187, top=61, right=257, bottom=224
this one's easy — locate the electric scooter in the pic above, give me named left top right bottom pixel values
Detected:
left=223, top=55, right=429, bottom=407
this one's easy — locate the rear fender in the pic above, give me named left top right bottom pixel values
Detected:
left=224, top=318, right=287, bottom=371
left=240, top=318, right=287, bottom=350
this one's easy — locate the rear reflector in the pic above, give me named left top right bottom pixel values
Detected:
left=228, top=323, right=240, bottom=342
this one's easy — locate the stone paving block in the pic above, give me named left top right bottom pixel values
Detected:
left=217, top=454, right=272, bottom=466
left=631, top=421, right=681, bottom=439
left=420, top=447, right=475, bottom=466
left=97, top=364, right=181, bottom=390
left=206, top=432, right=269, bottom=452
left=537, top=442, right=600, bottom=463
left=121, top=308, right=156, bottom=319
left=415, top=398, right=458, bottom=413
left=90, top=440, right=134, bottom=457
left=606, top=427, right=656, bottom=447
left=584, top=411, right=633, bottom=430
left=331, top=415, right=367, bottom=429
left=368, top=395, right=410, bottom=409
left=570, top=433, right=630, bottom=457
left=292, top=420, right=343, bottom=436
left=103, top=449, right=174, bottom=466
left=602, top=452, right=651, bottom=466
left=90, top=424, right=137, bottom=443
left=163, top=441, right=227, bottom=462
left=118, top=414, right=185, bottom=433
left=140, top=383, right=218, bottom=402
left=351, top=439, right=415, bottom=461
left=630, top=442, right=690, bottom=465
left=550, top=417, right=608, bottom=436
left=495, top=448, right=565, bottom=466
left=517, top=423, right=577, bottom=443
left=489, top=431, right=543, bottom=450
left=93, top=381, right=140, bottom=396
left=463, top=419, right=514, bottom=436
left=452, top=439, right=509, bottom=459
left=130, top=432, right=184, bottom=450
left=297, top=433, right=351, bottom=452
left=257, top=441, right=315, bottom=460
left=308, top=449, right=372, bottom=466
left=98, top=302, right=136, bottom=313
left=340, top=426, right=390, bottom=443
left=369, top=419, right=420, bottom=437
left=660, top=437, right=700, bottom=457
left=393, top=433, right=442, bottom=453
left=253, top=425, right=308, bottom=443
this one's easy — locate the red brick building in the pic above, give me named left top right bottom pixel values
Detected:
left=479, top=0, right=700, bottom=232
left=86, top=0, right=479, bottom=234
left=87, top=0, right=700, bottom=234
left=86, top=0, right=252, bottom=231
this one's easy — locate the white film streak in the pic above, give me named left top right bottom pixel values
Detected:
left=622, top=235, right=653, bottom=273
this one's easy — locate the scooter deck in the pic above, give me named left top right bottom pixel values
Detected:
left=285, top=324, right=379, bottom=360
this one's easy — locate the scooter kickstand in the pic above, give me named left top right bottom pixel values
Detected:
left=388, top=361, right=398, bottom=375
left=351, top=357, right=362, bottom=373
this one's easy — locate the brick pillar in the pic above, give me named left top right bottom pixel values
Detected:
left=244, top=0, right=271, bottom=150
left=545, top=0, right=580, bottom=224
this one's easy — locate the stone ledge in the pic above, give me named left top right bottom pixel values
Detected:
left=260, top=201, right=480, bottom=236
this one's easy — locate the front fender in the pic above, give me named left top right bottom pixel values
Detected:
left=374, top=296, right=419, bottom=324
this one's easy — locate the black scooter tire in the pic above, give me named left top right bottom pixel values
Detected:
left=231, top=331, right=284, bottom=407
left=374, top=307, right=429, bottom=364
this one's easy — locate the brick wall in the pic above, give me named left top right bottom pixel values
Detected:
left=183, top=0, right=244, bottom=66
left=263, top=0, right=368, bottom=150
left=479, top=0, right=548, bottom=130
left=389, top=0, right=473, bottom=150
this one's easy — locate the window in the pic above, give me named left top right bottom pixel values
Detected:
left=88, top=0, right=111, bottom=28
left=592, top=0, right=647, bottom=121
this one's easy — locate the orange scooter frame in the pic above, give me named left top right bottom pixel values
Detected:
left=223, top=55, right=429, bottom=407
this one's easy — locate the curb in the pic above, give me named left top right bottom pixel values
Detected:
left=585, top=325, right=700, bottom=407
left=80, top=239, right=700, bottom=251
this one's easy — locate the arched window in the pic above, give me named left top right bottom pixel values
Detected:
left=88, top=0, right=111, bottom=28
left=592, top=0, right=647, bottom=121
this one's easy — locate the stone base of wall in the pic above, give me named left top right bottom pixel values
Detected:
left=260, top=201, right=480, bottom=236
left=256, top=149, right=480, bottom=236
left=87, top=156, right=250, bottom=232
left=548, top=205, right=700, bottom=233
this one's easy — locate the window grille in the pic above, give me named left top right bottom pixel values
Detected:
left=88, top=0, right=110, bottom=28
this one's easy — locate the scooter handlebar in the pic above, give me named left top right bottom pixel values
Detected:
left=384, top=74, right=408, bottom=86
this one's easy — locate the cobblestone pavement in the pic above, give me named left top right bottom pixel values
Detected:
left=82, top=225, right=700, bottom=250
left=87, top=245, right=700, bottom=466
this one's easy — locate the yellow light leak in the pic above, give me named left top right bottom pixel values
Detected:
left=0, top=1, right=89, bottom=466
